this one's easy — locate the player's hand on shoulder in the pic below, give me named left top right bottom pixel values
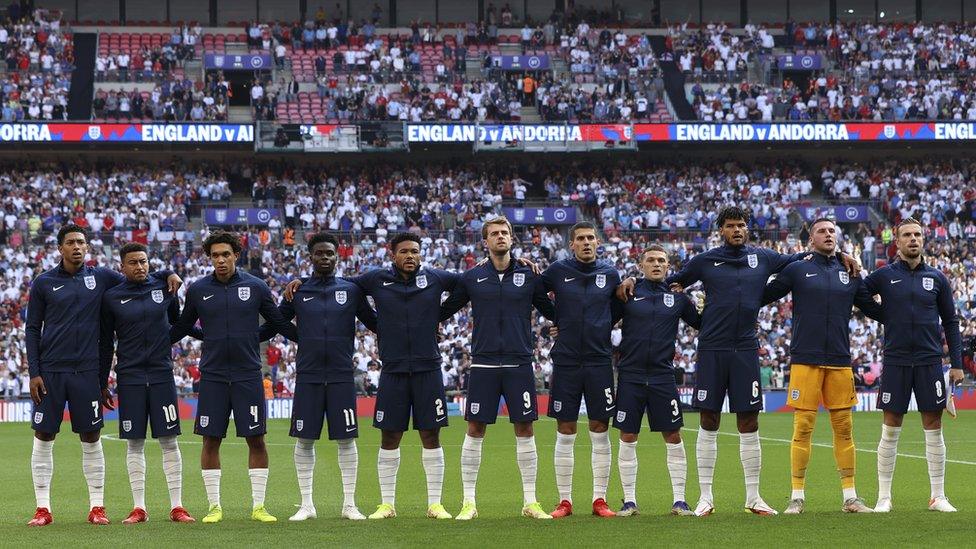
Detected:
left=839, top=252, right=861, bottom=275
left=517, top=256, right=541, bottom=274
left=283, top=278, right=303, bottom=301
left=167, top=273, right=183, bottom=294
left=669, top=282, right=684, bottom=293
left=615, top=276, right=636, bottom=301
left=548, top=323, right=558, bottom=337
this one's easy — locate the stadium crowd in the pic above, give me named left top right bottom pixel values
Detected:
left=1, top=157, right=975, bottom=400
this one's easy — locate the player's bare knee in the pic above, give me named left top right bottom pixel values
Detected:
left=556, top=420, right=577, bottom=435
left=699, top=411, right=720, bottom=431
left=921, top=411, right=942, bottom=430
left=513, top=421, right=533, bottom=438
left=202, top=435, right=222, bottom=451
left=588, top=419, right=609, bottom=433
left=467, top=421, right=487, bottom=438
left=662, top=431, right=681, bottom=444
left=79, top=431, right=99, bottom=443
left=380, top=430, right=403, bottom=449
left=34, top=431, right=55, bottom=442
left=736, top=411, right=759, bottom=433
left=418, top=429, right=440, bottom=449
left=883, top=411, right=904, bottom=428
left=620, top=432, right=638, bottom=443
left=245, top=435, right=266, bottom=451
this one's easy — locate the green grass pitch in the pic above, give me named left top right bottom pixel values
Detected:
left=1, top=412, right=973, bottom=547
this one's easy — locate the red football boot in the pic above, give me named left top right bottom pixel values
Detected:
left=170, top=506, right=196, bottom=523
left=88, top=506, right=110, bottom=525
left=122, top=507, right=148, bottom=524
left=27, top=508, right=53, bottom=526
left=551, top=499, right=573, bottom=518
left=592, top=498, right=616, bottom=518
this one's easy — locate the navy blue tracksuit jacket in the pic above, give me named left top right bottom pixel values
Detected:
left=439, top=259, right=555, bottom=365
left=259, top=275, right=377, bottom=383
left=100, top=276, right=201, bottom=388
left=666, top=244, right=805, bottom=351
left=542, top=258, right=622, bottom=367
left=863, top=259, right=963, bottom=369
left=616, top=280, right=701, bottom=384
left=26, top=263, right=169, bottom=378
left=347, top=266, right=459, bottom=374
left=170, top=270, right=293, bottom=382
left=762, top=252, right=882, bottom=367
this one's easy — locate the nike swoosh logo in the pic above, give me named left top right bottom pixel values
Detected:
left=634, top=296, right=647, bottom=301
left=383, top=281, right=395, bottom=286
left=436, top=416, right=447, bottom=422
left=605, top=406, right=615, bottom=411
left=672, top=417, right=681, bottom=423
left=52, top=285, right=64, bottom=292
left=203, top=295, right=214, bottom=300
left=805, top=273, right=818, bottom=278
left=121, top=298, right=132, bottom=304
left=890, top=279, right=902, bottom=284
left=303, top=297, right=315, bottom=302
left=750, top=398, right=761, bottom=405
left=346, top=427, right=357, bottom=432
left=522, top=410, right=532, bottom=415
left=166, top=423, right=178, bottom=430
left=713, top=262, right=725, bottom=266
left=936, top=398, right=946, bottom=404
left=249, top=424, right=260, bottom=429
left=92, top=419, right=102, bottom=425
left=477, top=277, right=489, bottom=283
left=564, top=277, right=575, bottom=282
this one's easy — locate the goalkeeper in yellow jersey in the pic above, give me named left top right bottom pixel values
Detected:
left=760, top=218, right=881, bottom=513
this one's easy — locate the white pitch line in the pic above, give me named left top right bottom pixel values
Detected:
left=681, top=428, right=976, bottom=466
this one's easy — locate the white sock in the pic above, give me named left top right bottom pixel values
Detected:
left=554, top=432, right=576, bottom=503
left=842, top=487, right=857, bottom=502
left=294, top=439, right=316, bottom=508
left=924, top=428, right=946, bottom=500
left=31, top=438, right=54, bottom=510
left=666, top=441, right=687, bottom=503
left=739, top=431, right=762, bottom=503
left=792, top=489, right=805, bottom=500
left=515, top=436, right=537, bottom=505
left=126, top=439, right=147, bottom=509
left=617, top=440, right=638, bottom=503
left=589, top=430, right=611, bottom=502
left=158, top=436, right=183, bottom=509
left=377, top=448, right=400, bottom=506
left=249, top=468, right=269, bottom=507
left=81, top=440, right=105, bottom=508
left=202, top=469, right=221, bottom=506
left=422, top=447, right=445, bottom=506
left=877, top=424, right=901, bottom=500
left=460, top=434, right=483, bottom=503
left=337, top=439, right=358, bottom=507
left=696, top=427, right=718, bottom=502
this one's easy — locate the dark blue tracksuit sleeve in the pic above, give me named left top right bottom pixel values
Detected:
left=356, top=292, right=378, bottom=332
left=681, top=294, right=703, bottom=330
left=98, top=297, right=115, bottom=389
left=169, top=288, right=199, bottom=343
left=665, top=253, right=703, bottom=288
left=260, top=285, right=297, bottom=340
left=170, top=297, right=205, bottom=340
left=852, top=283, right=883, bottom=322
left=532, top=276, right=555, bottom=321
left=765, top=249, right=807, bottom=275
left=439, top=280, right=470, bottom=321
left=258, top=299, right=296, bottom=342
left=762, top=268, right=794, bottom=306
left=345, top=273, right=371, bottom=295
left=937, top=273, right=964, bottom=370
left=25, top=281, right=46, bottom=378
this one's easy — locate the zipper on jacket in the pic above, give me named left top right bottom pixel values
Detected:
left=823, top=263, right=830, bottom=366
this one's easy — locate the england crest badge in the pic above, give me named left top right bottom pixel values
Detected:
left=470, top=402, right=480, bottom=415
left=553, top=400, right=562, bottom=412
left=881, top=392, right=891, bottom=404
left=663, top=294, right=674, bottom=308
left=335, top=290, right=347, bottom=304
left=238, top=287, right=251, bottom=301
left=616, top=410, right=626, bottom=423
left=122, top=420, right=132, bottom=432
left=697, top=389, right=708, bottom=401
left=199, top=415, right=210, bottom=428
left=296, top=419, right=304, bottom=432
left=747, top=254, right=758, bottom=269
left=416, top=274, right=428, bottom=288
left=375, top=410, right=385, bottom=422
left=595, top=274, right=606, bottom=288
left=839, top=271, right=850, bottom=285
left=84, top=275, right=96, bottom=289
left=513, top=273, right=525, bottom=287
left=151, top=289, right=164, bottom=303
left=922, top=277, right=934, bottom=291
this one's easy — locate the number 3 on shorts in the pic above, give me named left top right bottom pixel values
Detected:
left=752, top=381, right=760, bottom=398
